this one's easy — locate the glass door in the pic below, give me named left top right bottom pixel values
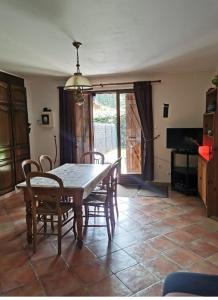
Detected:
left=92, top=91, right=142, bottom=177
left=93, top=93, right=118, bottom=163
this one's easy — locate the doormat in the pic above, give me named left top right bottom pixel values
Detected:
left=117, top=182, right=168, bottom=198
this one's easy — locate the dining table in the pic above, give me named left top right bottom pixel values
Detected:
left=16, top=163, right=111, bottom=248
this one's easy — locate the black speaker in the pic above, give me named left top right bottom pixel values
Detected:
left=163, top=103, right=169, bottom=118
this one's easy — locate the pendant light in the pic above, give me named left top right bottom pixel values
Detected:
left=64, top=41, right=92, bottom=105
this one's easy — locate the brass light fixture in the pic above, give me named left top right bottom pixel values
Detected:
left=64, top=41, right=92, bottom=105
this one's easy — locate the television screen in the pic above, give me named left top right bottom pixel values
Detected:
left=166, top=128, right=203, bottom=151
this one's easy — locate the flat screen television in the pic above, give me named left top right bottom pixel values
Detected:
left=166, top=128, right=203, bottom=152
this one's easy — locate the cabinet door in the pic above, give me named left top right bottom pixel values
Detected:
left=0, top=149, right=15, bottom=195
left=11, top=85, right=30, bottom=183
left=0, top=81, right=15, bottom=194
left=198, top=156, right=207, bottom=205
left=198, top=156, right=202, bottom=197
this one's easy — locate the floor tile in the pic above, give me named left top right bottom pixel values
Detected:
left=142, top=255, right=182, bottom=279
left=41, top=269, right=83, bottom=296
left=88, top=274, right=132, bottom=296
left=206, top=252, right=218, bottom=267
left=100, top=249, right=137, bottom=273
left=0, top=250, right=29, bottom=273
left=32, top=256, right=68, bottom=277
left=0, top=262, right=37, bottom=293
left=150, top=221, right=175, bottom=235
left=201, top=232, right=218, bottom=246
left=163, top=247, right=202, bottom=267
left=182, top=224, right=210, bottom=238
left=184, top=238, right=218, bottom=258
left=4, top=280, right=45, bottom=296
left=116, top=263, right=158, bottom=293
left=28, top=241, right=58, bottom=261
left=62, top=244, right=97, bottom=267
left=147, top=235, right=177, bottom=251
left=197, top=218, right=218, bottom=232
left=112, top=232, right=138, bottom=248
left=70, top=260, right=112, bottom=284
left=165, top=230, right=197, bottom=245
left=133, top=281, right=163, bottom=297
left=86, top=238, right=120, bottom=257
left=124, top=242, right=160, bottom=263
left=188, top=260, right=218, bottom=275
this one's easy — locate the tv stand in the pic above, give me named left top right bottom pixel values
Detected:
left=171, top=149, right=198, bottom=195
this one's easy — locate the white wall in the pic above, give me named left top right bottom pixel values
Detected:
left=25, top=76, right=65, bottom=166
left=25, top=71, right=213, bottom=182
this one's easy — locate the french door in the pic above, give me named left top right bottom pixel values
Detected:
left=92, top=90, right=142, bottom=179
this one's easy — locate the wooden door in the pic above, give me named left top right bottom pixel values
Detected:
left=11, top=85, right=30, bottom=183
left=126, top=93, right=141, bottom=173
left=0, top=81, right=15, bottom=194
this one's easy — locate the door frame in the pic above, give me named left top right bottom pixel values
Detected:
left=89, top=89, right=144, bottom=183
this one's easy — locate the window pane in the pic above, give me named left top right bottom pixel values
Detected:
left=93, top=93, right=118, bottom=163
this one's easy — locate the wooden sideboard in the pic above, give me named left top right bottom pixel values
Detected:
left=0, top=71, right=30, bottom=195
left=198, top=88, right=218, bottom=217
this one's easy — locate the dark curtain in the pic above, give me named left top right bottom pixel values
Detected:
left=59, top=87, right=76, bottom=165
left=134, top=81, right=154, bottom=180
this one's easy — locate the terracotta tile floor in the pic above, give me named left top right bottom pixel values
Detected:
left=0, top=189, right=218, bottom=296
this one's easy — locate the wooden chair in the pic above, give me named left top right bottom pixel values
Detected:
left=82, top=160, right=120, bottom=239
left=39, top=154, right=53, bottom=172
left=21, top=159, right=42, bottom=178
left=80, top=151, right=105, bottom=164
left=92, top=157, right=121, bottom=222
left=22, top=159, right=56, bottom=229
left=39, top=154, right=70, bottom=220
left=26, top=172, right=76, bottom=255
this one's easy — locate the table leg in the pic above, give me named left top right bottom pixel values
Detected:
left=74, top=192, right=83, bottom=249
left=24, top=189, right=32, bottom=244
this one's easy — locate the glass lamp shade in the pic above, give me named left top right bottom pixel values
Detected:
left=64, top=72, right=92, bottom=90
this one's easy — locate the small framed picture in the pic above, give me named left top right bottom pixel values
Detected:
left=41, top=114, right=49, bottom=125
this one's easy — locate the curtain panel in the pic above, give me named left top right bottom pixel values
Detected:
left=59, top=87, right=76, bottom=165
left=133, top=81, right=154, bottom=180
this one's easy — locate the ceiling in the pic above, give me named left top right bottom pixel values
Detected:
left=1, top=0, right=218, bottom=77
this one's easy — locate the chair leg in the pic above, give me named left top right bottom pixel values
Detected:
left=84, top=205, right=89, bottom=226
left=110, top=201, right=115, bottom=231
left=58, top=214, right=62, bottom=255
left=104, top=204, right=111, bottom=240
left=33, top=214, right=37, bottom=253
left=114, top=190, right=119, bottom=218
left=43, top=215, right=47, bottom=234
left=51, top=215, right=54, bottom=231
left=73, top=208, right=77, bottom=239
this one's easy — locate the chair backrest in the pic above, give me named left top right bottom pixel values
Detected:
left=39, top=154, right=53, bottom=172
left=26, top=171, right=64, bottom=213
left=22, top=159, right=42, bottom=179
left=104, top=157, right=122, bottom=196
left=111, top=157, right=122, bottom=180
left=80, top=151, right=105, bottom=164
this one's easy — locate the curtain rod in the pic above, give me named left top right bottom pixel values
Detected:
left=91, top=80, right=161, bottom=88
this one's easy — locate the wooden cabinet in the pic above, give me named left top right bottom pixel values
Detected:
left=198, top=88, right=218, bottom=217
left=198, top=155, right=207, bottom=206
left=0, top=72, right=30, bottom=195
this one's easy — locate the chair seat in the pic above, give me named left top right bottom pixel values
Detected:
left=83, top=193, right=107, bottom=206
left=37, top=202, right=73, bottom=215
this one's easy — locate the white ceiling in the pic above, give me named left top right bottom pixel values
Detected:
left=1, top=0, right=218, bottom=77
